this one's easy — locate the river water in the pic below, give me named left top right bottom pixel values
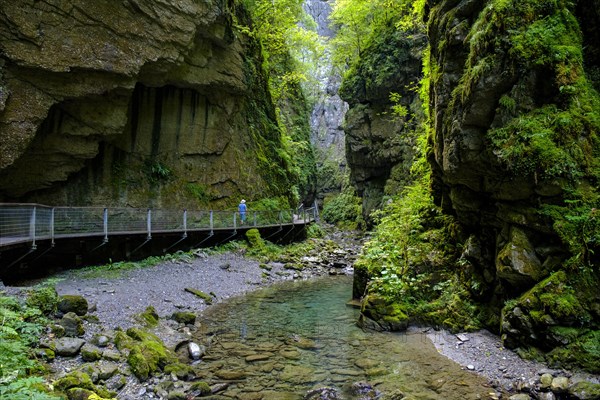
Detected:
left=193, top=276, right=493, bottom=399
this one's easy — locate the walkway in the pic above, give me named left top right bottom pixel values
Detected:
left=0, top=203, right=317, bottom=280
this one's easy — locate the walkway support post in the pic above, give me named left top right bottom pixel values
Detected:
left=103, top=208, right=108, bottom=243
left=50, top=208, right=55, bottom=246
left=210, top=211, right=214, bottom=235
left=30, top=206, right=37, bottom=250
left=146, top=209, right=152, bottom=240
left=183, top=210, right=187, bottom=238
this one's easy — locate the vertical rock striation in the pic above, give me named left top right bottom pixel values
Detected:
left=0, top=0, right=293, bottom=207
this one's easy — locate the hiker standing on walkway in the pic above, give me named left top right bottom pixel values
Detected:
left=238, top=199, right=247, bottom=224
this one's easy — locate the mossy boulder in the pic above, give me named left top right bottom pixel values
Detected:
left=496, top=226, right=545, bottom=289
left=135, top=306, right=159, bottom=327
left=119, top=327, right=178, bottom=381
left=358, top=294, right=409, bottom=331
left=58, top=295, right=89, bottom=316
left=568, top=380, right=600, bottom=399
left=163, top=362, right=195, bottom=380
left=81, top=344, right=103, bottom=362
left=60, top=312, right=85, bottom=337
left=54, top=371, right=115, bottom=399
left=170, top=311, right=196, bottom=325
left=190, top=381, right=211, bottom=396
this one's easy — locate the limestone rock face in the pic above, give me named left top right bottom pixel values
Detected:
left=340, top=28, right=427, bottom=219
left=426, top=0, right=599, bottom=274
left=0, top=0, right=291, bottom=206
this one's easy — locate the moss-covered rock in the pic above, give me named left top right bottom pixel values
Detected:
left=190, top=381, right=211, bottom=396
left=358, top=294, right=409, bottom=331
left=60, top=312, right=85, bottom=337
left=81, top=344, right=103, bottom=362
left=58, top=295, right=89, bottom=316
left=163, top=362, right=195, bottom=380
left=26, top=285, right=59, bottom=316
left=135, top=306, right=159, bottom=327
left=54, top=370, right=115, bottom=399
left=170, top=311, right=196, bottom=325
left=127, top=347, right=150, bottom=381
left=119, top=327, right=177, bottom=381
left=184, top=288, right=213, bottom=304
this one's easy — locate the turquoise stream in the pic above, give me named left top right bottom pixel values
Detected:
left=194, top=276, right=493, bottom=399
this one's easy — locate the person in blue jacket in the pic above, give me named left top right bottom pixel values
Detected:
left=238, top=199, right=247, bottom=224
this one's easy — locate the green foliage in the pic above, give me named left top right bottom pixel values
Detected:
left=306, top=223, right=325, bottom=239
left=321, top=188, right=364, bottom=229
left=245, top=228, right=280, bottom=259
left=329, top=0, right=419, bottom=74
left=185, top=183, right=213, bottom=204
left=144, top=160, right=172, bottom=184
left=26, top=285, right=59, bottom=316
left=540, top=190, right=600, bottom=269
left=0, top=294, right=59, bottom=399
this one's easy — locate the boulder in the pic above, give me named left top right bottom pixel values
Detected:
left=58, top=295, right=89, bottom=316
left=496, top=227, right=544, bottom=289
left=54, top=337, right=86, bottom=357
left=60, top=312, right=85, bottom=337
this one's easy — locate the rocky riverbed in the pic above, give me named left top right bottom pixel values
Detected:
left=2, top=230, right=600, bottom=399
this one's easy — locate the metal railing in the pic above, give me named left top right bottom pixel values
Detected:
left=0, top=203, right=317, bottom=249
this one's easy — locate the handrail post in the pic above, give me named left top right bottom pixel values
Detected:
left=183, top=209, right=187, bottom=238
left=50, top=207, right=55, bottom=246
left=291, top=209, right=294, bottom=224
left=234, top=211, right=237, bottom=230
left=103, top=208, right=108, bottom=243
left=30, top=206, right=37, bottom=250
left=253, top=212, right=257, bottom=227
left=279, top=211, right=282, bottom=228
left=210, top=210, right=214, bottom=234
left=147, top=209, right=152, bottom=240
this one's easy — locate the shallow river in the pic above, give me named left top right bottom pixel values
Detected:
left=194, top=276, right=493, bottom=399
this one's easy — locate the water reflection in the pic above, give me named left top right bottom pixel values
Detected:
left=194, top=276, right=493, bottom=399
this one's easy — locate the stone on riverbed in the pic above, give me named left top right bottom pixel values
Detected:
left=54, top=337, right=86, bottom=356
left=170, top=311, right=196, bottom=325
left=188, top=342, right=205, bottom=360
left=58, top=295, right=89, bottom=316
left=60, top=312, right=85, bottom=337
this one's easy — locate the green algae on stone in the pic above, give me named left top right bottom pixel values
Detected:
left=358, top=294, right=409, bottom=331
left=58, top=295, right=89, bottom=316
left=170, top=311, right=196, bottom=325
left=190, top=381, right=211, bottom=395
left=184, top=287, right=213, bottom=304
left=135, top=306, right=159, bottom=327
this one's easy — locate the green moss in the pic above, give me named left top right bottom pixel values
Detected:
left=26, top=285, right=59, bottom=316
left=184, top=288, right=213, bottom=305
left=135, top=306, right=159, bottom=327
left=128, top=347, right=150, bottom=381
left=54, top=371, right=95, bottom=392
left=170, top=311, right=196, bottom=325
left=190, top=381, right=211, bottom=395
left=163, top=363, right=194, bottom=380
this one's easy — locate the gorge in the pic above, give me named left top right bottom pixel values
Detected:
left=1, top=0, right=600, bottom=398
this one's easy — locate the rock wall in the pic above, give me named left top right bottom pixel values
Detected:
left=425, top=0, right=600, bottom=369
left=340, top=26, right=427, bottom=219
left=0, top=0, right=293, bottom=207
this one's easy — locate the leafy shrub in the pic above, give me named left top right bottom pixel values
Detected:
left=0, top=294, right=59, bottom=399
left=321, top=189, right=364, bottom=229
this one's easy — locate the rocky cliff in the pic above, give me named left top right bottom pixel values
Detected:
left=427, top=0, right=600, bottom=371
left=0, top=0, right=295, bottom=207
left=350, top=0, right=600, bottom=373
left=340, top=25, right=427, bottom=219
